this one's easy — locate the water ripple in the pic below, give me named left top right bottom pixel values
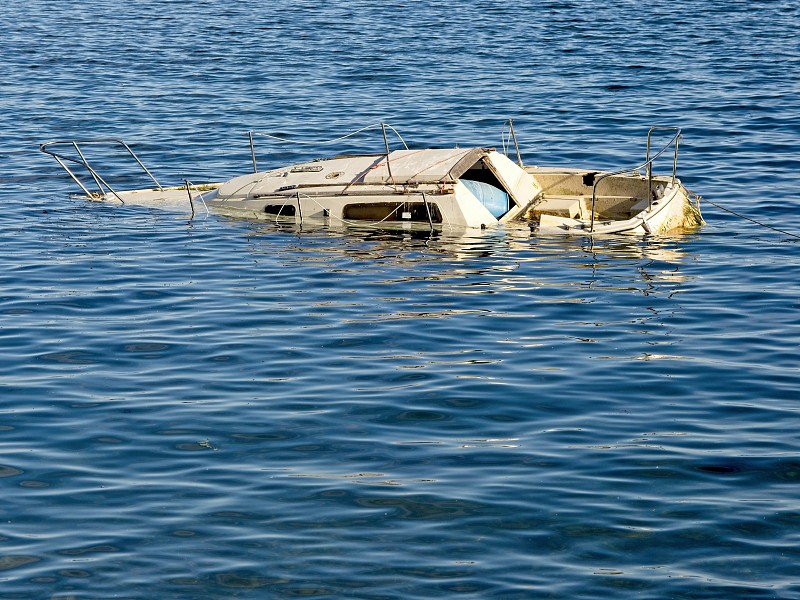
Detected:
left=2, top=0, right=800, bottom=598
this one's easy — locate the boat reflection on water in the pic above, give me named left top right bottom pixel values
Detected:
left=233, top=215, right=697, bottom=295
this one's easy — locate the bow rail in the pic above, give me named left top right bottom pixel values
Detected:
left=590, top=127, right=682, bottom=232
left=40, top=139, right=164, bottom=203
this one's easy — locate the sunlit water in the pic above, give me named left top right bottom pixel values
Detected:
left=1, top=1, right=799, bottom=598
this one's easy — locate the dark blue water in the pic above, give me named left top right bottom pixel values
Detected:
left=2, top=1, right=800, bottom=598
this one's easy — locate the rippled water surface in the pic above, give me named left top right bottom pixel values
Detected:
left=2, top=1, right=800, bottom=598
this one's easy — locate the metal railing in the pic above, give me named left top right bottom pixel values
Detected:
left=502, top=119, right=523, bottom=167
left=589, top=126, right=681, bottom=233
left=40, top=139, right=163, bottom=203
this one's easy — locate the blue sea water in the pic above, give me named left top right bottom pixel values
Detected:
left=1, top=0, right=800, bottom=598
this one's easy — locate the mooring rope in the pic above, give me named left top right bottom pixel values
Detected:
left=687, top=188, right=800, bottom=241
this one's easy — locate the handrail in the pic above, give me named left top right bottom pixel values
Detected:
left=646, top=126, right=680, bottom=190
left=589, top=127, right=681, bottom=233
left=40, top=139, right=163, bottom=202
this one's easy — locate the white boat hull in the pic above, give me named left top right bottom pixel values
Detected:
left=41, top=129, right=704, bottom=235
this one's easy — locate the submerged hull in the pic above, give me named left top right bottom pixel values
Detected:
left=41, top=128, right=704, bottom=235
left=90, top=148, right=539, bottom=230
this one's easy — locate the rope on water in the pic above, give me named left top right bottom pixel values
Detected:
left=687, top=188, right=800, bottom=241
left=251, top=123, right=410, bottom=150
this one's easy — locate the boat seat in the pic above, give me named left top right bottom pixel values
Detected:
left=529, top=196, right=582, bottom=219
left=586, top=195, right=641, bottom=219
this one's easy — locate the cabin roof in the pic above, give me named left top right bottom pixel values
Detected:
left=359, top=147, right=490, bottom=185
left=214, top=148, right=497, bottom=200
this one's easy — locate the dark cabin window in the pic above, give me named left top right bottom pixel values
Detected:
left=342, top=202, right=442, bottom=223
left=264, top=204, right=296, bottom=216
